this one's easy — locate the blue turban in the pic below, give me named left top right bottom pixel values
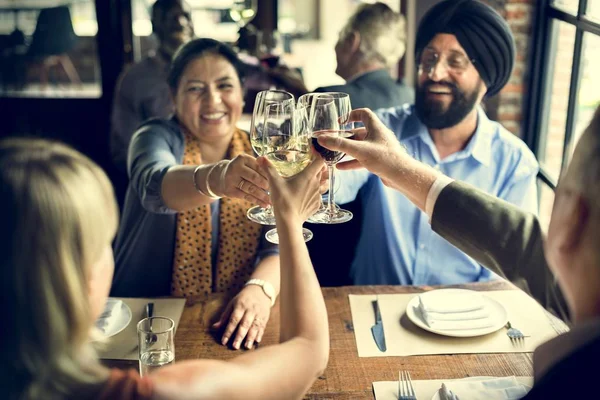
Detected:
left=415, top=0, right=516, bottom=97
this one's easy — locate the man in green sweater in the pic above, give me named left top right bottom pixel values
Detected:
left=316, top=105, right=600, bottom=398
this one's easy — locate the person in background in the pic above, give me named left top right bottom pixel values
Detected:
left=112, top=38, right=277, bottom=351
left=307, top=2, right=414, bottom=285
left=110, top=0, right=194, bottom=175
left=0, top=138, right=329, bottom=400
left=334, top=0, right=539, bottom=287
left=318, top=105, right=600, bottom=398
left=315, top=2, right=414, bottom=109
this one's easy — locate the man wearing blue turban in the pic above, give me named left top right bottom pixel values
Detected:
left=334, top=0, right=540, bottom=286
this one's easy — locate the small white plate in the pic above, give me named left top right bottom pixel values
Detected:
left=101, top=301, right=132, bottom=338
left=406, top=289, right=508, bottom=338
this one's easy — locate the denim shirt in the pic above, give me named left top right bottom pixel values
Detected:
left=111, top=118, right=278, bottom=297
left=335, top=104, right=539, bottom=285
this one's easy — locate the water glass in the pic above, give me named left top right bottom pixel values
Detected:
left=137, top=316, right=175, bottom=377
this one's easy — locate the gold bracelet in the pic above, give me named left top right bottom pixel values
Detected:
left=193, top=165, right=220, bottom=199
left=205, top=162, right=224, bottom=199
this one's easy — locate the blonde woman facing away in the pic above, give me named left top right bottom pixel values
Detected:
left=0, top=138, right=328, bottom=400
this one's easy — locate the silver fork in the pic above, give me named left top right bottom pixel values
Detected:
left=398, top=370, right=417, bottom=400
left=505, top=321, right=527, bottom=344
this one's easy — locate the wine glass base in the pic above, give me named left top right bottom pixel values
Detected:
left=307, top=209, right=353, bottom=224
left=247, top=205, right=277, bottom=225
left=265, top=227, right=313, bottom=244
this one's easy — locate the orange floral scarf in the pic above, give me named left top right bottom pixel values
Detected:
left=171, top=129, right=263, bottom=298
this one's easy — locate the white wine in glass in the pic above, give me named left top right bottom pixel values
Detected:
left=265, top=150, right=311, bottom=178
left=263, top=102, right=314, bottom=244
left=247, top=90, right=294, bottom=226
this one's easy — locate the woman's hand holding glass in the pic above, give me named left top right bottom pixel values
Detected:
left=209, top=154, right=270, bottom=207
left=258, top=154, right=325, bottom=231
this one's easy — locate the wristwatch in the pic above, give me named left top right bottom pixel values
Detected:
left=245, top=279, right=276, bottom=307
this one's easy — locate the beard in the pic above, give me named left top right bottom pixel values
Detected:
left=415, top=79, right=482, bottom=129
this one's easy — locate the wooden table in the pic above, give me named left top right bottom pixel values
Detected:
left=107, top=281, right=534, bottom=399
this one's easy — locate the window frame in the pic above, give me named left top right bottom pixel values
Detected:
left=524, top=0, right=600, bottom=193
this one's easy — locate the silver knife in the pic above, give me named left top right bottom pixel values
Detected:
left=145, top=302, right=157, bottom=344
left=370, top=295, right=387, bottom=352
left=145, top=302, right=154, bottom=322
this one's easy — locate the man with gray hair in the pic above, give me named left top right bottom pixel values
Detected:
left=314, top=2, right=414, bottom=109
left=306, top=3, right=413, bottom=284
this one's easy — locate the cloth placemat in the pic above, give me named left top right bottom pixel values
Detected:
left=373, top=376, right=533, bottom=400
left=349, top=290, right=560, bottom=357
left=98, top=297, right=186, bottom=361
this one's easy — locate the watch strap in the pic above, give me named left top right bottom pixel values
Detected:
left=245, top=278, right=275, bottom=306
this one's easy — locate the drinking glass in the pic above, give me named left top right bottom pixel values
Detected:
left=307, top=93, right=354, bottom=224
left=262, top=102, right=313, bottom=244
left=137, top=316, right=175, bottom=377
left=229, top=0, right=258, bottom=27
left=247, top=90, right=295, bottom=225
left=298, top=92, right=321, bottom=109
left=299, top=93, right=341, bottom=204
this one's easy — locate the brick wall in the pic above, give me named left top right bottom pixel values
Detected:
left=478, top=0, right=536, bottom=139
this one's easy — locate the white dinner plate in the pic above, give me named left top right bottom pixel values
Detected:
left=101, top=301, right=132, bottom=338
left=429, top=377, right=532, bottom=400
left=406, top=288, right=508, bottom=338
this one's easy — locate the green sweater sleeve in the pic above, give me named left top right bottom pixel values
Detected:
left=431, top=181, right=570, bottom=323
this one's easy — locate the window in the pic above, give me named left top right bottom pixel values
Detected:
left=526, top=0, right=600, bottom=231
left=130, top=0, right=243, bottom=62
left=588, top=0, right=600, bottom=22
left=0, top=1, right=102, bottom=98
left=552, top=0, right=578, bottom=15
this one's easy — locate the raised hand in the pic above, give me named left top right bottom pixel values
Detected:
left=258, top=155, right=325, bottom=224
left=316, top=108, right=408, bottom=187
left=210, top=154, right=271, bottom=207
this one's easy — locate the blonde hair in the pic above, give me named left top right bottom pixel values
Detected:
left=0, top=139, right=119, bottom=399
left=340, top=2, right=407, bottom=67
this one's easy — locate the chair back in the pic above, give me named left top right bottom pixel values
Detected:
left=28, top=6, right=78, bottom=58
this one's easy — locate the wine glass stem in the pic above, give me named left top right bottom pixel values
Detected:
left=327, top=165, right=336, bottom=217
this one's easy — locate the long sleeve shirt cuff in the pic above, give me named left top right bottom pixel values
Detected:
left=426, top=175, right=455, bottom=223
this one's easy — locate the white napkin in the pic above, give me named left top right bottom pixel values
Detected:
left=95, top=298, right=123, bottom=335
left=438, top=376, right=529, bottom=400
left=418, top=294, right=493, bottom=330
left=419, top=292, right=485, bottom=313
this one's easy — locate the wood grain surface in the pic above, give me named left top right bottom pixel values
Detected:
left=105, top=281, right=534, bottom=399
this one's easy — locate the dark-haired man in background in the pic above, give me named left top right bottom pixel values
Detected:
left=335, top=0, right=539, bottom=286
left=110, top=0, right=194, bottom=175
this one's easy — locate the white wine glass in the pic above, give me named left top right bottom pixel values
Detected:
left=247, top=90, right=294, bottom=225
left=229, top=0, right=258, bottom=27
left=263, top=102, right=313, bottom=244
left=307, top=92, right=354, bottom=224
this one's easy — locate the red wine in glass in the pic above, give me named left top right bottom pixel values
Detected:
left=311, top=130, right=354, bottom=164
